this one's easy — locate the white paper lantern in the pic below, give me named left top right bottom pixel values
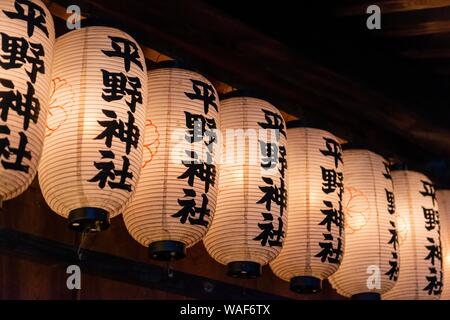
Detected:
left=437, top=189, right=450, bottom=300
left=328, top=149, right=399, bottom=299
left=383, top=170, right=442, bottom=300
left=270, top=126, right=344, bottom=293
left=0, top=0, right=54, bottom=201
left=123, top=65, right=220, bottom=260
left=38, top=26, right=147, bottom=232
left=203, top=96, right=288, bottom=278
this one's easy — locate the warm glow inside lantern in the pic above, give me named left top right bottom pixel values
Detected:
left=0, top=0, right=55, bottom=202
left=437, top=189, right=450, bottom=300
left=123, top=65, right=220, bottom=260
left=328, top=149, right=399, bottom=300
left=38, top=26, right=147, bottom=232
left=203, top=95, right=288, bottom=278
left=270, top=125, right=344, bottom=293
left=383, top=170, right=442, bottom=300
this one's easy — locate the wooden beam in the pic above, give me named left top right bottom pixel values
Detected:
left=0, top=229, right=289, bottom=300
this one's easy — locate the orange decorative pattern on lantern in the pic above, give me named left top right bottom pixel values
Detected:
left=142, top=118, right=160, bottom=168
left=343, top=186, right=370, bottom=234
left=46, top=77, right=73, bottom=137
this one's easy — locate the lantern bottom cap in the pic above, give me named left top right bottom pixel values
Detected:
left=227, top=261, right=261, bottom=279
left=351, top=292, right=381, bottom=300
left=68, top=207, right=110, bottom=232
left=148, top=240, right=186, bottom=261
left=290, top=276, right=322, bottom=294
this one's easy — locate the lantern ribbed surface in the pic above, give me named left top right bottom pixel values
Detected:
left=270, top=127, right=344, bottom=285
left=203, top=97, right=288, bottom=269
left=328, top=149, right=399, bottom=298
left=38, top=26, right=147, bottom=219
left=123, top=67, right=220, bottom=249
left=0, top=0, right=54, bottom=201
left=437, top=190, right=450, bottom=300
left=383, top=170, right=442, bottom=300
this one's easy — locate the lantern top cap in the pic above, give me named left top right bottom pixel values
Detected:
left=149, top=60, right=201, bottom=74
left=220, top=90, right=277, bottom=106
left=286, top=119, right=335, bottom=133
left=57, top=25, right=136, bottom=43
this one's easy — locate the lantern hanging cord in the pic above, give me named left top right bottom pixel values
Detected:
left=76, top=225, right=99, bottom=261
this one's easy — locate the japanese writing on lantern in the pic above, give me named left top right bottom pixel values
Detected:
left=383, top=162, right=399, bottom=281
left=420, top=180, right=443, bottom=295
left=315, top=137, right=344, bottom=264
left=0, top=0, right=49, bottom=173
left=253, top=109, right=287, bottom=247
left=171, top=79, right=218, bottom=228
left=88, top=36, right=143, bottom=191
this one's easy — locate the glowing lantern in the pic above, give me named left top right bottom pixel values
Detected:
left=270, top=125, right=344, bottom=293
left=123, top=65, right=220, bottom=260
left=328, top=149, right=399, bottom=300
left=38, top=26, right=147, bottom=232
left=204, top=95, right=288, bottom=278
left=437, top=189, right=450, bottom=300
left=0, top=0, right=54, bottom=202
left=383, top=170, right=442, bottom=300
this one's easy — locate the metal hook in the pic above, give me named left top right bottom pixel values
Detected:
left=166, top=261, right=174, bottom=279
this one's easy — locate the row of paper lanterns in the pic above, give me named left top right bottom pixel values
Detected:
left=1, top=0, right=449, bottom=300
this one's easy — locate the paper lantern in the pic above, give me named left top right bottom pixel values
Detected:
left=203, top=95, right=287, bottom=278
left=383, top=170, right=442, bottom=300
left=38, top=26, right=147, bottom=232
left=270, top=125, right=344, bottom=293
left=123, top=65, right=220, bottom=260
left=0, top=0, right=54, bottom=202
left=328, top=149, right=399, bottom=300
left=437, top=190, right=450, bottom=300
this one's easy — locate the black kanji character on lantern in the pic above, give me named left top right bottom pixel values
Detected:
left=257, top=177, right=287, bottom=216
left=385, top=252, right=399, bottom=281
left=101, top=69, right=142, bottom=113
left=184, top=79, right=218, bottom=114
left=172, top=189, right=211, bottom=227
left=386, top=189, right=395, bottom=215
left=278, top=145, right=287, bottom=178
left=423, top=207, right=437, bottom=231
left=0, top=79, right=40, bottom=130
left=259, top=140, right=278, bottom=170
left=110, top=156, right=133, bottom=191
left=1, top=131, right=31, bottom=172
left=184, top=112, right=217, bottom=146
left=424, top=267, right=443, bottom=295
left=257, top=109, right=286, bottom=140
left=0, top=33, right=45, bottom=83
left=420, top=180, right=436, bottom=206
left=321, top=166, right=343, bottom=194
left=320, top=137, right=343, bottom=169
left=319, top=200, right=344, bottom=233
left=425, top=237, right=441, bottom=266
left=315, top=233, right=343, bottom=264
left=0, top=124, right=10, bottom=160
left=95, top=109, right=140, bottom=154
left=3, top=0, right=49, bottom=37
left=88, top=150, right=133, bottom=191
left=178, top=150, right=216, bottom=193
left=253, top=212, right=285, bottom=247
left=383, top=161, right=392, bottom=180
left=388, top=221, right=398, bottom=250
left=101, top=36, right=143, bottom=72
